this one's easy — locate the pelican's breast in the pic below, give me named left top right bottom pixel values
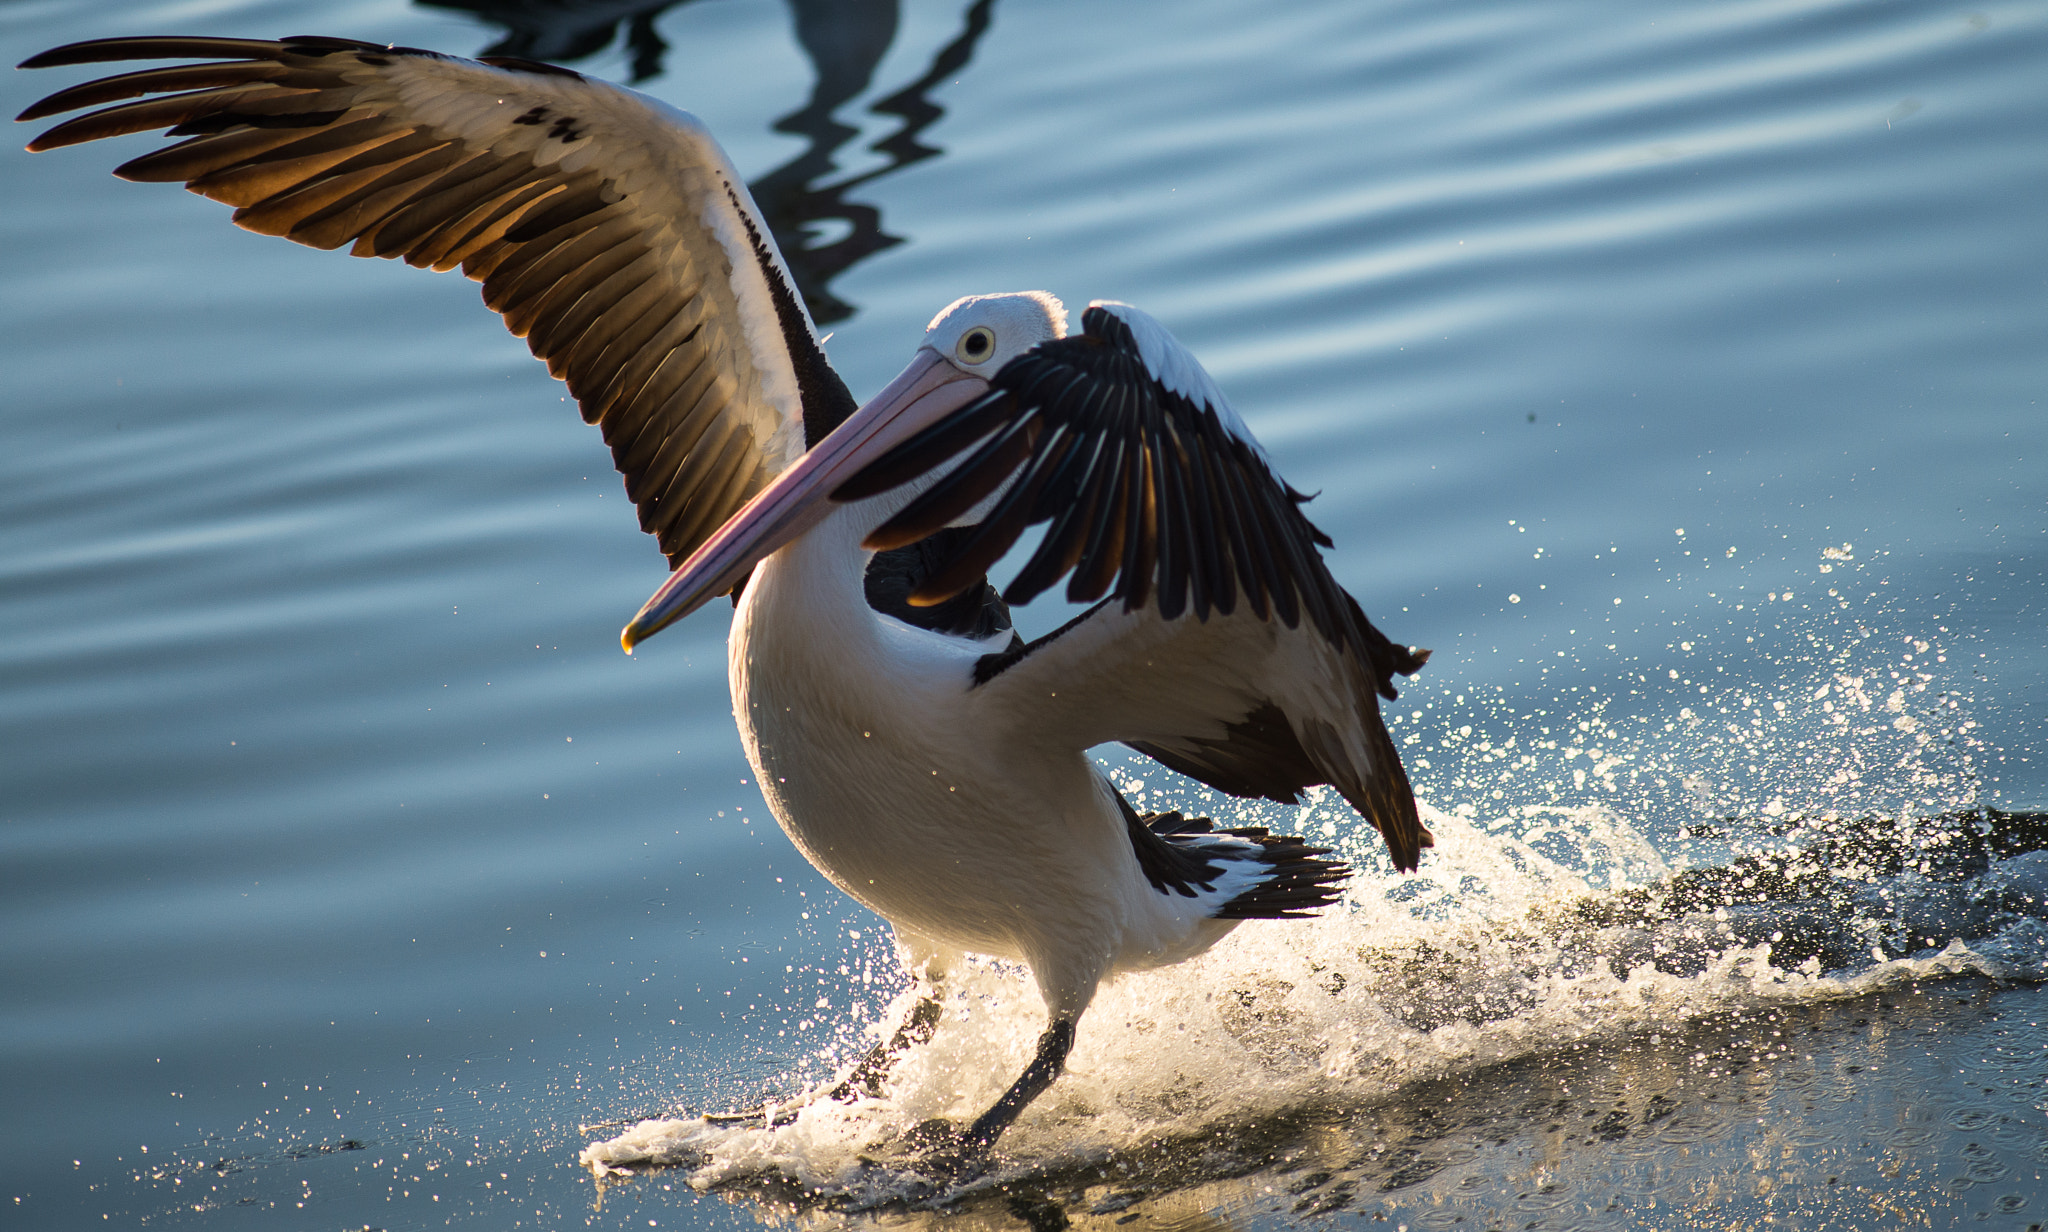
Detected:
left=726, top=521, right=1131, bottom=960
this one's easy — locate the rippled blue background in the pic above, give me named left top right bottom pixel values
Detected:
left=3, top=0, right=2043, bottom=1225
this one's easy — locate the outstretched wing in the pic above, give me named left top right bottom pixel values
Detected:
left=839, top=301, right=1425, bottom=698
left=841, top=300, right=1432, bottom=868
left=19, top=35, right=856, bottom=566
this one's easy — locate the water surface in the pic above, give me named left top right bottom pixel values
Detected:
left=2, top=0, right=2045, bottom=1226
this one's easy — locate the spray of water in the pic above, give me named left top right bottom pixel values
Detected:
left=582, top=546, right=2043, bottom=1203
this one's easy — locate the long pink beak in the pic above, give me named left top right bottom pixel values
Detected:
left=620, top=350, right=990, bottom=651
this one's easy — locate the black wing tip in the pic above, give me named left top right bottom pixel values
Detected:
left=17, top=97, right=63, bottom=126
left=865, top=532, right=1017, bottom=643
left=18, top=38, right=159, bottom=70
left=278, top=35, right=377, bottom=52
left=17, top=34, right=453, bottom=74
left=1394, top=644, right=1431, bottom=676
left=476, top=55, right=585, bottom=80
left=19, top=35, right=274, bottom=70
left=1384, top=820, right=1435, bottom=874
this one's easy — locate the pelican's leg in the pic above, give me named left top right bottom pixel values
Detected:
left=703, top=986, right=944, bottom=1127
left=827, top=991, right=943, bottom=1101
left=703, top=1104, right=803, bottom=1128
left=922, top=1017, right=1075, bottom=1170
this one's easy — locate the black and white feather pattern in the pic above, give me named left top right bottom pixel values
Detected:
left=1118, top=796, right=1349, bottom=921
left=844, top=300, right=1432, bottom=870
left=834, top=300, right=1427, bottom=702
left=18, top=35, right=854, bottom=568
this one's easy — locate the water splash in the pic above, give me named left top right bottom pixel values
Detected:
left=582, top=550, right=2041, bottom=1205
left=584, top=813, right=2044, bottom=1205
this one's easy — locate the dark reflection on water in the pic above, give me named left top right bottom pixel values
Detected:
left=751, top=0, right=998, bottom=325
left=425, top=0, right=687, bottom=80
left=426, top=0, right=996, bottom=323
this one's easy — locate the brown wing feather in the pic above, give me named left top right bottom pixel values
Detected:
left=19, top=35, right=841, bottom=567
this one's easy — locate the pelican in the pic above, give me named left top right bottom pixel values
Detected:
left=19, top=36, right=1430, bottom=1168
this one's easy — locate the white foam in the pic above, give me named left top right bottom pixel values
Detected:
left=584, top=796, right=2036, bottom=1197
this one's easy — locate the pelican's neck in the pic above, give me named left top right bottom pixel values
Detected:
left=727, top=494, right=995, bottom=856
left=729, top=490, right=991, bottom=730
left=739, top=500, right=880, bottom=653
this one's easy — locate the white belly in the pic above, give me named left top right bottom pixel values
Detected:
left=722, top=521, right=1234, bottom=1013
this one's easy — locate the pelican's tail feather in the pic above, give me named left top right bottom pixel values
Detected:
left=1121, top=797, right=1350, bottom=921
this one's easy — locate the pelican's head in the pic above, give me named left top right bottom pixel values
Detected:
left=920, top=291, right=1068, bottom=376
left=620, top=292, right=1067, bottom=650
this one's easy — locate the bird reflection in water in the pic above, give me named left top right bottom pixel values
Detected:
left=421, top=0, right=997, bottom=323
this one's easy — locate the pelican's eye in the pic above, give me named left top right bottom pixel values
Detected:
left=955, top=326, right=996, bottom=366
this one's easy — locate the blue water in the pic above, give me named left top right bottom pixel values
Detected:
left=2, top=0, right=2044, bottom=1226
